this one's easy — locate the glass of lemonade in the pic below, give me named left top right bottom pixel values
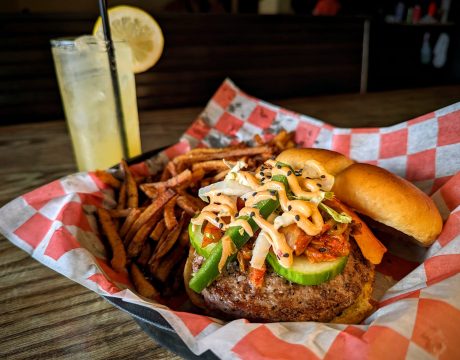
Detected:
left=51, top=36, right=142, bottom=171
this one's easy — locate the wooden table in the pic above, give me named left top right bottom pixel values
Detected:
left=1, top=86, right=459, bottom=359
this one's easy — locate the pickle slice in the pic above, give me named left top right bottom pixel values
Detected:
left=267, top=252, right=348, bottom=286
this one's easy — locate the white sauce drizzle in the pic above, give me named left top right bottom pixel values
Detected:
left=193, top=158, right=334, bottom=270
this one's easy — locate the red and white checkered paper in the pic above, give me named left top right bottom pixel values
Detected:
left=1, top=79, right=460, bottom=359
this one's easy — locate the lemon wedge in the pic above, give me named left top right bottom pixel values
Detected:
left=93, top=5, right=164, bottom=73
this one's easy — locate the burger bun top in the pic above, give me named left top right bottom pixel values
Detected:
left=276, top=148, right=443, bottom=246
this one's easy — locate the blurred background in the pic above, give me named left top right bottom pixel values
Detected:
left=1, top=0, right=459, bottom=124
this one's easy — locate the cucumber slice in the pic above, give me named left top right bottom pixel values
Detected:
left=189, top=223, right=216, bottom=258
left=267, top=253, right=348, bottom=286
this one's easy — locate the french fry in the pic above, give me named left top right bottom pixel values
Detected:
left=160, top=165, right=171, bottom=181
left=143, top=169, right=192, bottom=191
left=191, top=167, right=206, bottom=183
left=130, top=263, right=159, bottom=299
left=150, top=219, right=166, bottom=241
left=210, top=169, right=229, bottom=183
left=166, top=161, right=178, bottom=177
left=149, top=212, right=185, bottom=270
left=152, top=245, right=187, bottom=282
left=182, top=192, right=206, bottom=210
left=120, top=208, right=142, bottom=239
left=94, top=170, right=121, bottom=189
left=172, top=146, right=271, bottom=167
left=176, top=195, right=199, bottom=216
left=140, top=183, right=158, bottom=199
left=121, top=159, right=138, bottom=208
left=253, top=134, right=265, bottom=146
left=191, top=160, right=232, bottom=173
left=164, top=195, right=179, bottom=230
left=128, top=211, right=162, bottom=258
left=178, top=226, right=190, bottom=248
left=127, top=189, right=175, bottom=243
left=97, top=208, right=126, bottom=272
left=108, top=208, right=132, bottom=218
left=137, top=241, right=153, bottom=267
left=117, top=182, right=127, bottom=210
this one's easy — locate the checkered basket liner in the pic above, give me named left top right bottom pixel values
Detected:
left=1, top=79, right=459, bottom=359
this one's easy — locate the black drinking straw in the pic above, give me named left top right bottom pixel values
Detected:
left=98, top=0, right=129, bottom=159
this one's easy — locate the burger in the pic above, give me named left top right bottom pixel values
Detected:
left=184, top=148, right=443, bottom=323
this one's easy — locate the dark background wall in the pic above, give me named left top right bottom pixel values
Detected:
left=0, top=0, right=458, bottom=124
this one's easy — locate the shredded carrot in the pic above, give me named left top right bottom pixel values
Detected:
left=249, top=265, right=266, bottom=288
left=324, top=198, right=387, bottom=264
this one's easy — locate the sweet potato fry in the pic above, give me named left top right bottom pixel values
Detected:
left=120, top=208, right=142, bottom=239
left=191, top=167, right=206, bottom=183
left=253, top=134, right=265, bottom=146
left=143, top=169, right=192, bottom=191
left=166, top=161, right=178, bottom=177
left=130, top=263, right=159, bottom=299
left=149, top=212, right=185, bottom=270
left=152, top=245, right=187, bottom=282
left=210, top=169, right=229, bottom=182
left=97, top=208, right=126, bottom=272
left=94, top=170, right=121, bottom=189
left=140, top=183, right=158, bottom=199
left=150, top=219, right=166, bottom=241
left=191, top=160, right=232, bottom=173
left=128, top=211, right=162, bottom=258
left=117, top=182, right=127, bottom=210
left=164, top=195, right=179, bottom=230
left=172, top=146, right=271, bottom=167
left=178, top=227, right=190, bottom=248
left=108, top=208, right=132, bottom=218
left=137, top=241, right=153, bottom=267
left=176, top=195, right=199, bottom=216
left=121, top=160, right=138, bottom=208
left=160, top=165, right=171, bottom=181
left=127, top=189, right=175, bottom=243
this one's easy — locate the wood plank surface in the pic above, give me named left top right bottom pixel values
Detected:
left=1, top=86, right=459, bottom=359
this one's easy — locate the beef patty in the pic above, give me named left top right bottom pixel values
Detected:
left=191, top=240, right=374, bottom=322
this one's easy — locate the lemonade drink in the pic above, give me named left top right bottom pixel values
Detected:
left=51, top=36, right=141, bottom=171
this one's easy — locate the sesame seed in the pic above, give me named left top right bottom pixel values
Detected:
left=288, top=205, right=292, bottom=211
left=217, top=192, right=222, bottom=196
left=267, top=174, right=272, bottom=178
left=283, top=253, right=289, bottom=258
left=295, top=215, right=300, bottom=221
left=287, top=170, right=292, bottom=176
left=235, top=212, right=239, bottom=217
left=317, top=183, right=322, bottom=187
left=319, top=247, right=327, bottom=253
left=215, top=217, right=219, bottom=222
left=252, top=192, right=257, bottom=196
left=250, top=211, right=255, bottom=217
left=259, top=171, right=264, bottom=176
left=219, top=223, right=223, bottom=229
left=321, top=175, right=326, bottom=178
left=276, top=165, right=282, bottom=169
left=261, top=177, right=265, bottom=182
